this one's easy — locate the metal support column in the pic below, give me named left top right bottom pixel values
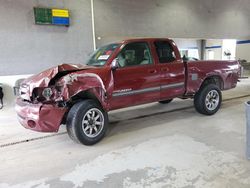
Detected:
left=200, top=39, right=206, bottom=60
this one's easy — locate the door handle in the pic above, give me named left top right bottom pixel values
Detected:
left=149, top=69, right=157, bottom=74
left=161, top=68, right=169, bottom=72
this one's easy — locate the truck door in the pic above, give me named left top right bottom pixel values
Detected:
left=110, top=41, right=161, bottom=110
left=153, top=40, right=185, bottom=100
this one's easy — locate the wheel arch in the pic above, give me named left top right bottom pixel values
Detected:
left=61, top=88, right=107, bottom=125
left=69, top=89, right=105, bottom=109
left=199, top=75, right=224, bottom=91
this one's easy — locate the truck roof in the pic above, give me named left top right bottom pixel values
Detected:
left=121, top=38, right=174, bottom=43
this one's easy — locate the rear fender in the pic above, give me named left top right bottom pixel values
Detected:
left=186, top=73, right=224, bottom=95
left=186, top=60, right=240, bottom=95
left=199, top=75, right=224, bottom=91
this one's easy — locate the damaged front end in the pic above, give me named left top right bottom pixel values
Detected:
left=31, top=86, right=66, bottom=107
left=15, top=64, right=100, bottom=132
left=15, top=97, right=67, bottom=132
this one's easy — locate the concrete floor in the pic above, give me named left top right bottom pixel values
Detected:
left=0, top=78, right=250, bottom=188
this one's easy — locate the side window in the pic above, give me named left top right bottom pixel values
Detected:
left=154, top=41, right=176, bottom=63
left=117, top=42, right=153, bottom=68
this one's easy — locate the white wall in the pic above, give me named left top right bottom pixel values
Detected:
left=204, top=39, right=250, bottom=61
left=174, top=39, right=200, bottom=49
left=174, top=38, right=201, bottom=59
left=236, top=41, right=250, bottom=61
left=205, top=39, right=223, bottom=60
left=94, top=0, right=250, bottom=47
left=0, top=0, right=94, bottom=76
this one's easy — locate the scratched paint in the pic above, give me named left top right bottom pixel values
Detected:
left=63, top=72, right=106, bottom=92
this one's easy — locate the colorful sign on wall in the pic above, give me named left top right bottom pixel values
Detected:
left=34, top=8, right=70, bottom=26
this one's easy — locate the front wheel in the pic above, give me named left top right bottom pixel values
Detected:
left=194, top=84, right=222, bottom=115
left=66, top=100, right=108, bottom=145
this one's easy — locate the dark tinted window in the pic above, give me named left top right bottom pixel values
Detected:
left=117, top=42, right=152, bottom=67
left=154, top=41, right=176, bottom=63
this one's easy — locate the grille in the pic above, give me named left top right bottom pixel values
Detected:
left=19, top=84, right=30, bottom=101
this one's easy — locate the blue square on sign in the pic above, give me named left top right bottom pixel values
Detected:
left=52, top=17, right=70, bottom=26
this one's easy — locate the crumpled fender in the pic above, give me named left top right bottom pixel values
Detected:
left=59, top=72, right=114, bottom=110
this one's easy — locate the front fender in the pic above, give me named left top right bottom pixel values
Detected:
left=59, top=73, right=110, bottom=110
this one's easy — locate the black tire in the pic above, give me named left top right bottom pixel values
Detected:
left=66, top=100, right=108, bottom=145
left=159, top=99, right=173, bottom=104
left=194, top=84, right=222, bottom=115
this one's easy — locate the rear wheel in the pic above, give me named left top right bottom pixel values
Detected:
left=159, top=99, right=173, bottom=104
left=194, top=84, right=222, bottom=115
left=66, top=100, right=108, bottom=145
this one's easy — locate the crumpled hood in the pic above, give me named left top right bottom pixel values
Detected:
left=22, top=64, right=93, bottom=88
left=19, top=64, right=95, bottom=101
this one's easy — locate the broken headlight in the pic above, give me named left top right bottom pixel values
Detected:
left=32, top=87, right=57, bottom=102
left=42, top=88, right=53, bottom=100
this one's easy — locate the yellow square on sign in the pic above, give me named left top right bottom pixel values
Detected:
left=52, top=9, right=69, bottom=17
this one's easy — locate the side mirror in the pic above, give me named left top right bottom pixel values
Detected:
left=111, top=58, right=119, bottom=70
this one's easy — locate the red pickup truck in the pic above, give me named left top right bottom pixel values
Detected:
left=15, top=38, right=240, bottom=145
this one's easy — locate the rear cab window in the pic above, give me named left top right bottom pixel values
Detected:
left=154, top=41, right=176, bottom=63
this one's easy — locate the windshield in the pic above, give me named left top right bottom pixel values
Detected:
left=86, top=43, right=120, bottom=66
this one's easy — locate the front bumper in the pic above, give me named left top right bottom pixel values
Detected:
left=15, top=97, right=67, bottom=132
